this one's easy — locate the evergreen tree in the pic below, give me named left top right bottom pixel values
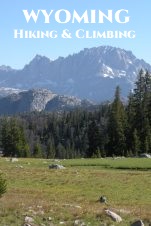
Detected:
left=1, top=118, right=29, bottom=157
left=126, top=92, right=136, bottom=153
left=46, top=137, right=56, bottom=159
left=132, top=69, right=146, bottom=132
left=23, top=143, right=30, bottom=157
left=131, top=129, right=140, bottom=156
left=56, top=143, right=66, bottom=159
left=107, top=86, right=127, bottom=156
left=127, top=70, right=151, bottom=154
left=87, top=120, right=101, bottom=157
left=0, top=74, right=150, bottom=160
left=1, top=119, right=10, bottom=156
left=33, top=143, right=42, bottom=158
left=142, top=118, right=151, bottom=153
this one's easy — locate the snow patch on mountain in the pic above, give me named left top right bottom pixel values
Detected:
left=0, top=46, right=151, bottom=102
left=0, top=87, right=25, bottom=97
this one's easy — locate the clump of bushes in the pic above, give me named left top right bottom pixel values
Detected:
left=0, top=173, right=7, bottom=198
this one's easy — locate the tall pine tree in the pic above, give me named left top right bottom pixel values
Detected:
left=107, top=86, right=127, bottom=156
left=127, top=70, right=151, bottom=154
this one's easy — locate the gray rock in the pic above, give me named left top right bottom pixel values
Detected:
left=24, top=216, right=34, bottom=224
left=0, top=89, right=57, bottom=114
left=105, top=209, right=122, bottom=222
left=49, top=164, right=65, bottom=169
left=99, top=196, right=107, bottom=203
left=10, top=157, right=18, bottom=162
left=131, top=220, right=144, bottom=226
left=139, top=153, right=151, bottom=158
left=48, top=217, right=52, bottom=221
left=74, top=219, right=86, bottom=226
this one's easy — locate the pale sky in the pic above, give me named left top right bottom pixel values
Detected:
left=0, top=0, right=150, bottom=69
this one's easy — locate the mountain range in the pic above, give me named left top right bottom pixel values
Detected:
left=0, top=45, right=151, bottom=102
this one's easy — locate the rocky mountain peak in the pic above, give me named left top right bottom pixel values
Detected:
left=23, top=55, right=52, bottom=71
left=31, top=54, right=51, bottom=63
left=0, top=46, right=151, bottom=102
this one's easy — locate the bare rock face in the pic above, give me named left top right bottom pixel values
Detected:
left=0, top=88, right=94, bottom=114
left=29, top=89, right=57, bottom=111
left=0, top=89, right=56, bottom=114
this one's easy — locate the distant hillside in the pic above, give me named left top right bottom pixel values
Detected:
left=0, top=89, right=94, bottom=115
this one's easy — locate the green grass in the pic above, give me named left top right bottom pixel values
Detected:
left=62, top=157, right=151, bottom=170
left=0, top=157, right=151, bottom=225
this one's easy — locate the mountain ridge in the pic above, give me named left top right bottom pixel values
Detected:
left=0, top=88, right=94, bottom=115
left=0, top=45, right=151, bottom=101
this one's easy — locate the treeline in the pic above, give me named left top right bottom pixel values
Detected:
left=0, top=70, right=151, bottom=158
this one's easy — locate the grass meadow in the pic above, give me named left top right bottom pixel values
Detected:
left=0, top=157, right=151, bottom=226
